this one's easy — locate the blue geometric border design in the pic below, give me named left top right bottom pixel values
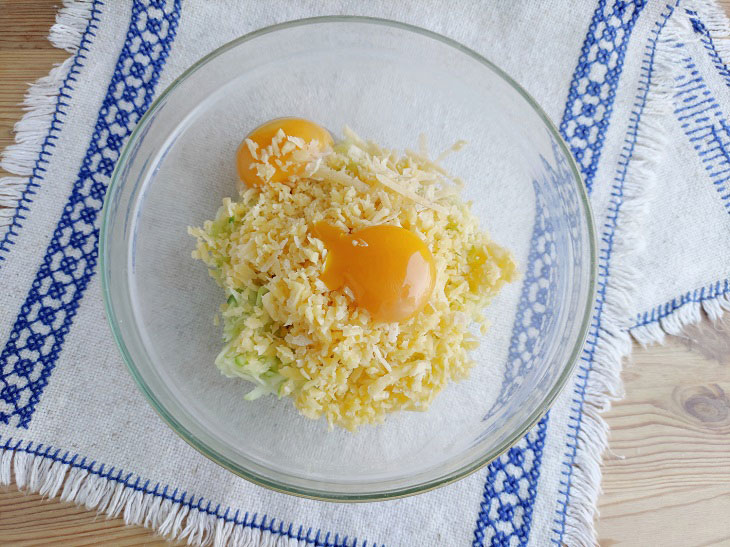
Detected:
left=472, top=1, right=649, bottom=544
left=551, top=3, right=678, bottom=544
left=0, top=1, right=104, bottom=264
left=483, top=153, right=562, bottom=421
left=559, top=0, right=647, bottom=193
left=471, top=146, right=563, bottom=545
left=472, top=417, right=548, bottom=547
left=0, top=0, right=181, bottom=427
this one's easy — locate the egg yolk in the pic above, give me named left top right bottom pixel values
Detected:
left=236, top=118, right=333, bottom=188
left=312, top=222, right=436, bottom=322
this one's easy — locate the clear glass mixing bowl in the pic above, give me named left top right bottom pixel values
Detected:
left=101, top=17, right=595, bottom=501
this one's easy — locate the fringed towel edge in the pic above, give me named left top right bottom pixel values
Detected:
left=0, top=0, right=98, bottom=251
left=0, top=441, right=364, bottom=547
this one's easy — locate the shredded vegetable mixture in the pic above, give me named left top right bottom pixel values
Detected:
left=189, top=128, right=517, bottom=430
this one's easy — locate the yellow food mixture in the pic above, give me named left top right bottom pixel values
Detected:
left=190, top=126, right=516, bottom=430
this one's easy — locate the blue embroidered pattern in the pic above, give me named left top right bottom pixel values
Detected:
left=0, top=436, right=378, bottom=547
left=667, top=29, right=730, bottom=213
left=471, top=144, right=567, bottom=546
left=484, top=154, right=562, bottom=420
left=0, top=0, right=181, bottom=427
left=552, top=3, right=676, bottom=544
left=472, top=417, right=548, bottom=547
left=560, top=0, right=646, bottom=193
left=0, top=1, right=104, bottom=263
left=474, top=2, right=650, bottom=544
left=686, top=9, right=730, bottom=87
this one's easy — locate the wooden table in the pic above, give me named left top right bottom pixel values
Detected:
left=1, top=2, right=729, bottom=545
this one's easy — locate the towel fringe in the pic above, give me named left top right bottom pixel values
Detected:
left=0, top=443, right=355, bottom=546
left=0, top=0, right=95, bottom=240
left=559, top=10, right=686, bottom=547
left=631, top=291, right=730, bottom=345
left=695, top=0, right=730, bottom=57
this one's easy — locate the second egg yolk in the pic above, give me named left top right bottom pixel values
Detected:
left=236, top=117, right=333, bottom=188
left=312, top=222, right=436, bottom=323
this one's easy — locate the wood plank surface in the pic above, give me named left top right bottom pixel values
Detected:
left=0, top=1, right=729, bottom=545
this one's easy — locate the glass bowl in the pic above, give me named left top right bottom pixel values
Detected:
left=101, top=17, right=595, bottom=501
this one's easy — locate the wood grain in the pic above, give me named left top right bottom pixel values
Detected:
left=596, top=327, right=730, bottom=547
left=0, top=485, right=179, bottom=546
left=0, top=2, right=66, bottom=149
left=1, top=1, right=729, bottom=546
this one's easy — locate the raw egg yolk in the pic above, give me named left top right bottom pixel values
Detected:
left=236, top=117, right=333, bottom=188
left=312, top=222, right=436, bottom=322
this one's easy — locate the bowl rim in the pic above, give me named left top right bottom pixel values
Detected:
left=100, top=15, right=597, bottom=502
